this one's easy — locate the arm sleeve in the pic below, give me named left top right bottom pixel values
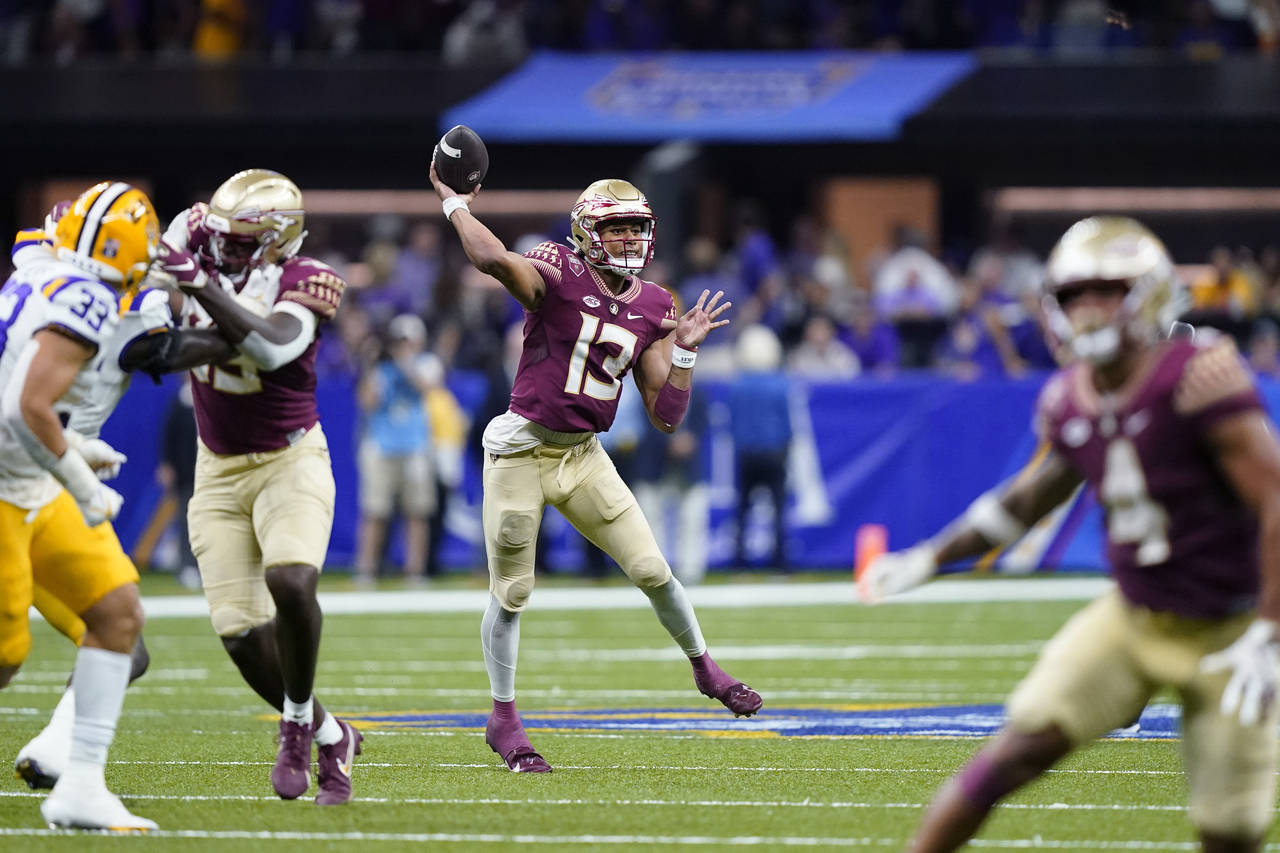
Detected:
left=1173, top=339, right=1264, bottom=435
left=521, top=242, right=564, bottom=291
left=115, top=288, right=174, bottom=369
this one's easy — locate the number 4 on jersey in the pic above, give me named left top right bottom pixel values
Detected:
left=1101, top=437, right=1170, bottom=566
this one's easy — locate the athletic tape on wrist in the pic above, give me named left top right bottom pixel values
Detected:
left=671, top=344, right=697, bottom=369
left=442, top=197, right=469, bottom=221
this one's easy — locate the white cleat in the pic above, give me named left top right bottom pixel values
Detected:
left=14, top=728, right=70, bottom=789
left=40, top=778, right=156, bottom=832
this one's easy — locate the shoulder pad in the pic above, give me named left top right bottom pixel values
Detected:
left=276, top=255, right=345, bottom=320
left=1173, top=337, right=1254, bottom=416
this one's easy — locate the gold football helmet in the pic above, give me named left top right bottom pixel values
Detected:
left=203, top=168, right=306, bottom=282
left=53, top=182, right=159, bottom=291
left=1042, top=216, right=1183, bottom=364
left=568, top=179, right=656, bottom=276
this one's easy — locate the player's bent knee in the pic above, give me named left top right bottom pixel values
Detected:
left=0, top=663, right=21, bottom=689
left=626, top=555, right=672, bottom=590
left=504, top=576, right=535, bottom=610
left=211, top=605, right=271, bottom=639
left=129, top=636, right=150, bottom=682
left=495, top=511, right=537, bottom=553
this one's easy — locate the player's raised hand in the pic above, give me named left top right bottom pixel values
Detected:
left=429, top=160, right=480, bottom=205
left=151, top=240, right=209, bottom=292
left=857, top=544, right=938, bottom=604
left=1201, top=619, right=1280, bottom=727
left=666, top=289, right=731, bottom=348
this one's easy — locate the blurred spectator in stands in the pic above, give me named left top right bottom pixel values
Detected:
left=49, top=0, right=140, bottom=62
left=633, top=385, right=710, bottom=585
left=1177, top=0, right=1248, bottom=58
left=192, top=0, right=250, bottom=60
left=843, top=290, right=900, bottom=376
left=158, top=378, right=199, bottom=588
left=354, top=314, right=441, bottom=587
left=316, top=300, right=376, bottom=380
left=442, top=0, right=527, bottom=65
left=1191, top=244, right=1258, bottom=317
left=968, top=222, right=1043, bottom=300
left=1052, top=0, right=1143, bottom=54
left=312, top=0, right=363, bottom=55
left=680, top=236, right=744, bottom=320
left=938, top=259, right=1028, bottom=380
left=1259, top=244, right=1280, bottom=312
left=788, top=314, right=859, bottom=380
left=732, top=201, right=787, bottom=331
left=583, top=0, right=667, bottom=50
left=1248, top=318, right=1280, bottom=378
left=872, top=223, right=959, bottom=319
left=728, top=325, right=792, bottom=571
left=0, top=1, right=38, bottom=62
left=383, top=220, right=443, bottom=319
left=423, top=372, right=468, bottom=578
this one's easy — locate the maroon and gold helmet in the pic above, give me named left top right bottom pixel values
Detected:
left=568, top=179, right=656, bottom=277
left=203, top=169, right=306, bottom=283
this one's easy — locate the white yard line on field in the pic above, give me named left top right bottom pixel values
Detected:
left=48, top=578, right=1109, bottom=622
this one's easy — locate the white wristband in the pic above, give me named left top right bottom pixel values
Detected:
left=671, top=344, right=697, bottom=369
left=442, top=197, right=469, bottom=221
left=964, top=492, right=1028, bottom=546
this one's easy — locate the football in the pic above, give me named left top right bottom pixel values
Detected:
left=432, top=125, right=489, bottom=195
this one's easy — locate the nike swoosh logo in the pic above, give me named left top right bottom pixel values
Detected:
left=168, top=258, right=195, bottom=272
left=439, top=139, right=462, bottom=158
left=627, top=312, right=642, bottom=320
left=337, top=761, right=351, bottom=777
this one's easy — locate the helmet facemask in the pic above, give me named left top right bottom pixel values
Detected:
left=569, top=179, right=657, bottom=278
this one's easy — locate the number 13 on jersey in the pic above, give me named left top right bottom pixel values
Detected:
left=564, top=311, right=638, bottom=401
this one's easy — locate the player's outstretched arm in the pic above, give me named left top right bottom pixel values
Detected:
left=858, top=447, right=1083, bottom=603
left=635, top=289, right=731, bottom=433
left=152, top=240, right=315, bottom=372
left=1199, top=411, right=1280, bottom=725
left=119, top=329, right=238, bottom=380
left=429, top=163, right=545, bottom=311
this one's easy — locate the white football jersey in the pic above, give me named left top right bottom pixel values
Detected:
left=0, top=236, right=171, bottom=509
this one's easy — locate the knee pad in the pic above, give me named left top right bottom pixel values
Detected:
left=505, top=576, right=535, bottom=609
left=626, top=555, right=673, bottom=590
left=495, top=511, right=537, bottom=553
left=209, top=600, right=272, bottom=638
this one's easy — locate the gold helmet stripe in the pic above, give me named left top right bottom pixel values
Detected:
left=76, top=181, right=131, bottom=258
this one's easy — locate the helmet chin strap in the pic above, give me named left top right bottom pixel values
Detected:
left=1071, top=327, right=1122, bottom=364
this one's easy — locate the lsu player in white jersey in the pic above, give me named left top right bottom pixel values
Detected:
left=0, top=182, right=228, bottom=831
left=8, top=203, right=236, bottom=795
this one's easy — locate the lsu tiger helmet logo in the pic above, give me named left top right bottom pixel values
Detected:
left=568, top=179, right=656, bottom=277
left=203, top=168, right=306, bottom=284
left=54, top=181, right=160, bottom=291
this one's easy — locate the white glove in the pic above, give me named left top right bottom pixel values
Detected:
left=50, top=448, right=124, bottom=527
left=63, top=429, right=127, bottom=480
left=1200, top=619, right=1280, bottom=727
left=857, top=544, right=938, bottom=604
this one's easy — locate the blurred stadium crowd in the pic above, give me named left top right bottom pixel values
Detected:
left=4, top=0, right=1277, bottom=65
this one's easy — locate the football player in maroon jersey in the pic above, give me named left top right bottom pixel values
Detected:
left=152, top=169, right=362, bottom=805
left=431, top=164, right=762, bottom=773
left=861, top=217, right=1280, bottom=853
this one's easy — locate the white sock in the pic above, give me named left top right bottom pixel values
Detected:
left=314, top=711, right=342, bottom=746
left=283, top=695, right=313, bottom=726
left=45, top=685, right=77, bottom=735
left=642, top=578, right=707, bottom=658
left=481, top=595, right=520, bottom=702
left=67, top=647, right=131, bottom=779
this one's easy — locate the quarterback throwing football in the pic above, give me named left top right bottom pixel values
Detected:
left=431, top=163, right=762, bottom=773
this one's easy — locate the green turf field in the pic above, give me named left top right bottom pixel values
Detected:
left=1, top=583, right=1272, bottom=851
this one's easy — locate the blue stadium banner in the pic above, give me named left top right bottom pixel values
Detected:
left=441, top=51, right=976, bottom=142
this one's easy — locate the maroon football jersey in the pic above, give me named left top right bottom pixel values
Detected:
left=190, top=255, right=345, bottom=455
left=509, top=241, right=677, bottom=433
left=1036, top=338, right=1264, bottom=618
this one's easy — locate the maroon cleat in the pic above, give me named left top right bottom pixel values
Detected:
left=692, top=652, right=764, bottom=717
left=271, top=719, right=313, bottom=799
left=485, top=708, right=551, bottom=773
left=316, top=719, right=363, bottom=805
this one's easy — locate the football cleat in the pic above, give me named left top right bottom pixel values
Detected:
left=41, top=775, right=156, bottom=832
left=692, top=653, right=764, bottom=718
left=485, top=712, right=552, bottom=773
left=316, top=719, right=363, bottom=806
left=271, top=719, right=313, bottom=799
left=13, top=711, right=73, bottom=789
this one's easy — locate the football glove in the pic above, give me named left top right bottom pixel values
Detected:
left=151, top=240, right=209, bottom=291
left=62, top=429, right=127, bottom=480
left=1200, top=619, right=1280, bottom=727
left=51, top=447, right=124, bottom=527
left=857, top=544, right=938, bottom=605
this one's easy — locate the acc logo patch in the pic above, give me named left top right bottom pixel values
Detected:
left=583, top=295, right=601, bottom=308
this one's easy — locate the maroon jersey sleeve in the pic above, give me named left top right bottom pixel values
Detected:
left=1172, top=338, right=1264, bottom=434
left=276, top=256, right=345, bottom=322
left=522, top=242, right=565, bottom=289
